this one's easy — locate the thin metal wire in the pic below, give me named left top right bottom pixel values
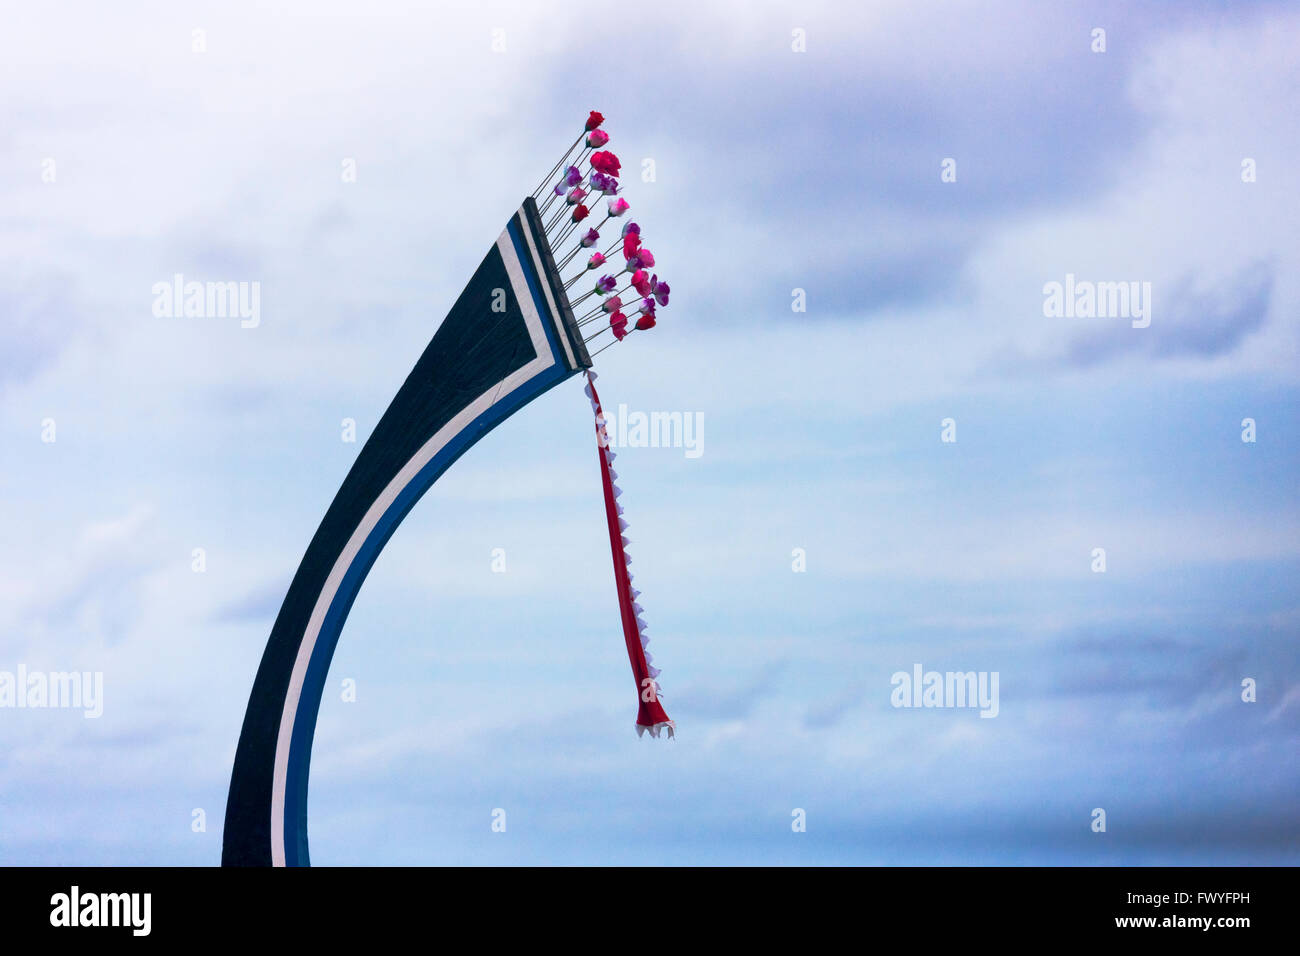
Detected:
left=532, top=135, right=582, bottom=199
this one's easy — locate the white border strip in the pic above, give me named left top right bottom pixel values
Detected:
left=519, top=213, right=577, bottom=370
left=268, top=229, right=553, bottom=865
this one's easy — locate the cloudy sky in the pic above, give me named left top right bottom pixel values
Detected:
left=2, top=0, right=1297, bottom=864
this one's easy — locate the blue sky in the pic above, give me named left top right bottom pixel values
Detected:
left=1, top=0, right=1298, bottom=864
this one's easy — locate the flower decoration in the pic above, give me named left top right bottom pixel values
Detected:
left=627, top=247, right=655, bottom=270
left=540, top=112, right=672, bottom=354
left=590, top=150, right=621, bottom=176
left=650, top=275, right=670, bottom=307
left=590, top=171, right=619, bottom=195
left=553, top=164, right=583, bottom=195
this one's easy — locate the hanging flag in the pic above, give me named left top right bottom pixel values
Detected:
left=583, top=370, right=674, bottom=738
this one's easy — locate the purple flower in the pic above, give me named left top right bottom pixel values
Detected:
left=590, top=171, right=619, bottom=195
left=650, top=275, right=670, bottom=307
left=621, top=221, right=640, bottom=238
left=594, top=275, right=617, bottom=294
left=554, top=165, right=583, bottom=195
left=580, top=228, right=600, bottom=248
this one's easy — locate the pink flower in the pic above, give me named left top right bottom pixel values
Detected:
left=566, top=186, right=587, bottom=205
left=631, top=269, right=652, bottom=297
left=611, top=313, right=630, bottom=339
left=602, top=295, right=623, bottom=314
left=587, top=252, right=606, bottom=270
left=628, top=247, right=654, bottom=270
left=586, top=129, right=610, bottom=148
left=607, top=197, right=630, bottom=217
left=622, top=233, right=641, bottom=260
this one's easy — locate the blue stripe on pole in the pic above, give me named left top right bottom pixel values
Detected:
left=508, top=213, right=566, bottom=366
left=279, top=221, right=570, bottom=866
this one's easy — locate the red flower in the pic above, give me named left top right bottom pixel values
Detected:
left=571, top=204, right=590, bottom=223
left=610, top=312, right=629, bottom=339
left=635, top=314, right=657, bottom=331
left=586, top=111, right=605, bottom=132
left=590, top=150, right=621, bottom=177
left=622, top=232, right=641, bottom=260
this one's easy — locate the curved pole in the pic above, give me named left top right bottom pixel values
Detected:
left=222, top=200, right=589, bottom=865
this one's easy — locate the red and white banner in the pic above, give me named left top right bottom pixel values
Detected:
left=583, top=371, right=674, bottom=738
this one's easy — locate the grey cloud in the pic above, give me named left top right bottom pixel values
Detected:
left=672, top=662, right=787, bottom=720
left=801, top=683, right=864, bottom=729
left=211, top=577, right=290, bottom=625
left=0, top=274, right=81, bottom=390
left=1065, top=261, right=1273, bottom=367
